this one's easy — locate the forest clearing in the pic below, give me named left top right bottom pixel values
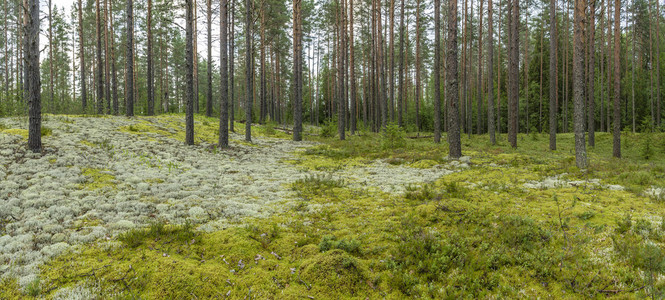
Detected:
left=1, top=114, right=665, bottom=298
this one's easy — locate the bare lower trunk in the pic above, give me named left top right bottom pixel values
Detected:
left=447, top=0, right=461, bottom=158
left=26, top=0, right=40, bottom=152
left=219, top=0, right=229, bottom=148
left=573, top=0, right=587, bottom=168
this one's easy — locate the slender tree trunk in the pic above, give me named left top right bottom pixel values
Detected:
left=206, top=0, right=213, bottom=117
left=462, top=0, right=468, bottom=135
left=109, top=0, right=118, bottom=115
left=230, top=0, right=235, bottom=131
left=497, top=0, right=502, bottom=134
left=245, top=0, right=252, bottom=141
left=126, top=0, right=134, bottom=116
left=434, top=0, right=442, bottom=143
left=186, top=0, right=195, bottom=144
left=447, top=0, right=462, bottom=158
left=539, top=15, right=544, bottom=133
left=96, top=0, right=104, bottom=114
left=146, top=0, right=154, bottom=115
left=78, top=0, right=87, bottom=112
left=549, top=0, right=557, bottom=150
left=524, top=16, right=529, bottom=134
left=220, top=0, right=229, bottom=147
left=26, top=0, right=40, bottom=152
left=613, top=0, right=621, bottom=157
left=488, top=0, right=495, bottom=144
left=48, top=0, right=53, bottom=113
left=397, top=0, right=405, bottom=126
left=573, top=0, right=588, bottom=168
left=194, top=0, right=199, bottom=114
left=477, top=0, right=483, bottom=134
left=630, top=0, right=635, bottom=132
left=389, top=0, right=395, bottom=123
left=104, top=0, right=111, bottom=114
left=260, top=7, right=266, bottom=123
left=508, top=0, right=519, bottom=148
left=588, top=0, right=596, bottom=146
left=415, top=0, right=422, bottom=132
left=294, top=0, right=303, bottom=141
left=350, top=0, right=356, bottom=134
left=657, top=0, right=661, bottom=126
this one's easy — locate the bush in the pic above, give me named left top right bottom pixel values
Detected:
left=41, top=126, right=53, bottom=137
left=318, top=235, right=362, bottom=256
left=381, top=123, right=406, bottom=150
left=320, top=120, right=337, bottom=138
left=118, top=221, right=197, bottom=248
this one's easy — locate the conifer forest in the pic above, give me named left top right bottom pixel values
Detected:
left=4, top=0, right=665, bottom=298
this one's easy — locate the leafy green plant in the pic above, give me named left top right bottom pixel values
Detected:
left=616, top=214, right=633, bottom=234
left=381, top=123, right=406, bottom=150
left=318, top=235, right=362, bottom=256
left=118, top=221, right=197, bottom=248
left=320, top=120, right=337, bottom=138
left=40, top=126, right=53, bottom=137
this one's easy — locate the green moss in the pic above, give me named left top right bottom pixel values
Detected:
left=80, top=168, right=116, bottom=190
left=299, top=249, right=371, bottom=295
left=409, top=159, right=439, bottom=169
left=0, top=128, right=29, bottom=139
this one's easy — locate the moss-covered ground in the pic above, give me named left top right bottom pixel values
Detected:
left=3, top=116, right=665, bottom=299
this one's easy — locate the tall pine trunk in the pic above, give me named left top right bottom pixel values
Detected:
left=219, top=0, right=229, bottom=147
left=447, top=0, right=462, bottom=158
left=126, top=0, right=134, bottom=116
left=508, top=0, right=519, bottom=148
left=573, top=0, right=588, bottom=168
left=186, top=0, right=195, bottom=145
left=147, top=0, right=154, bottom=115
left=26, top=0, right=40, bottom=152
left=613, top=0, right=621, bottom=158
left=245, top=0, right=253, bottom=142
left=78, top=0, right=87, bottom=112
left=488, top=0, right=495, bottom=144
left=588, top=0, right=596, bottom=146
left=549, top=0, right=557, bottom=150
left=206, top=0, right=213, bottom=117
left=293, top=0, right=303, bottom=141
left=434, top=0, right=441, bottom=143
left=96, top=0, right=104, bottom=114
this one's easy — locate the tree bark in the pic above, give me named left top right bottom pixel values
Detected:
left=206, top=0, right=213, bottom=117
left=26, top=0, right=40, bottom=152
left=477, top=0, right=483, bottom=135
left=613, top=0, right=620, bottom=158
left=219, top=0, right=229, bottom=148
left=126, top=0, right=134, bottom=116
left=77, top=0, right=87, bottom=112
left=109, top=0, right=118, bottom=115
left=415, top=0, right=422, bottom=132
left=186, top=0, right=195, bottom=145
left=230, top=0, right=235, bottom=131
left=245, top=0, right=253, bottom=142
left=48, top=0, right=53, bottom=113
left=549, top=0, right=557, bottom=150
left=349, top=0, right=356, bottom=134
left=588, top=0, right=596, bottom=147
left=488, top=0, right=495, bottom=144
left=447, top=0, right=462, bottom=158
left=508, top=0, right=519, bottom=148
left=147, top=0, right=154, bottom=115
left=389, top=0, right=395, bottom=123
left=434, top=0, right=442, bottom=143
left=294, top=0, right=303, bottom=141
left=573, top=0, right=588, bottom=168
left=96, top=0, right=104, bottom=114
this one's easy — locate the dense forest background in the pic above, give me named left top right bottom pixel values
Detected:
left=1, top=0, right=664, bottom=145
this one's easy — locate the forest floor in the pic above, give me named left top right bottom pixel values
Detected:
left=2, top=114, right=665, bottom=299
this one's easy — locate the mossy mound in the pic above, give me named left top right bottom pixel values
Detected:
left=300, top=249, right=370, bottom=295
left=409, top=159, right=439, bottom=169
